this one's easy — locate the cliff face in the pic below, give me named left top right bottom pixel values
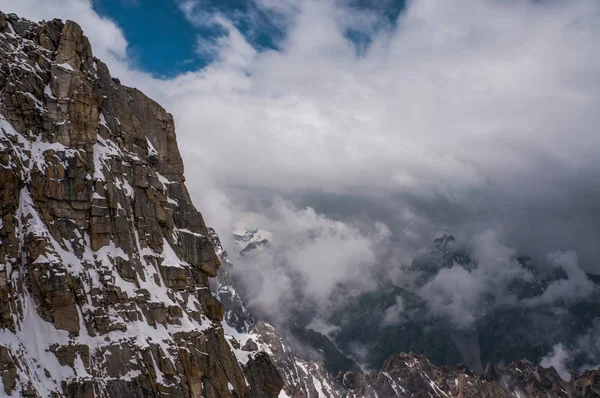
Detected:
left=335, top=353, right=600, bottom=398
left=0, top=12, right=281, bottom=398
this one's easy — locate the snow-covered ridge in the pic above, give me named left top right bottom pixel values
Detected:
left=0, top=12, right=282, bottom=398
left=233, top=224, right=272, bottom=255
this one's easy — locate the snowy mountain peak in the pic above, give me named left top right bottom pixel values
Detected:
left=233, top=224, right=272, bottom=255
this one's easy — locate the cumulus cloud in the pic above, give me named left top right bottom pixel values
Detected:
left=417, top=231, right=533, bottom=328
left=160, top=0, right=600, bottom=273
left=540, top=343, right=572, bottom=381
left=230, top=200, right=390, bottom=323
left=165, top=0, right=600, bottom=193
left=526, top=251, right=595, bottom=307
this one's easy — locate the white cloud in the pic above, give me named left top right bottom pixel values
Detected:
left=382, top=295, right=405, bottom=326
left=176, top=0, right=216, bottom=28
left=231, top=200, right=389, bottom=321
left=540, top=343, right=571, bottom=381
left=526, top=251, right=595, bottom=307
left=162, top=0, right=600, bottom=195
left=148, top=1, right=600, bottom=273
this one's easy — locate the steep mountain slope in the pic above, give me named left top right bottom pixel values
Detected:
left=212, top=230, right=343, bottom=398
left=0, top=12, right=282, bottom=397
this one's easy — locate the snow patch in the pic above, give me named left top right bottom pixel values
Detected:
left=56, top=62, right=75, bottom=72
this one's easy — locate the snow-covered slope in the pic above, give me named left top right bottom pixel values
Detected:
left=233, top=225, right=272, bottom=255
left=0, top=12, right=282, bottom=397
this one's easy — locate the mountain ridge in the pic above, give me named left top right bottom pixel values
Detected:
left=0, top=12, right=282, bottom=397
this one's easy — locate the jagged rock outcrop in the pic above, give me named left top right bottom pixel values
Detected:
left=0, top=12, right=282, bottom=397
left=337, top=353, right=600, bottom=398
left=210, top=229, right=254, bottom=334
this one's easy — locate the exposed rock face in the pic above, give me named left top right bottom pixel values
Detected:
left=336, top=353, right=600, bottom=398
left=210, top=229, right=254, bottom=334
left=0, top=12, right=281, bottom=397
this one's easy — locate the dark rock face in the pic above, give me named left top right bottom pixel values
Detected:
left=0, top=12, right=282, bottom=397
left=336, top=353, right=600, bottom=398
left=288, top=326, right=360, bottom=376
left=210, top=229, right=254, bottom=334
left=242, top=352, right=285, bottom=398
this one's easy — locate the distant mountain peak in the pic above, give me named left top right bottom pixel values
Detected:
left=232, top=224, right=272, bottom=255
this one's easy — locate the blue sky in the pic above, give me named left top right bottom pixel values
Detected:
left=93, top=0, right=204, bottom=77
left=92, top=0, right=405, bottom=77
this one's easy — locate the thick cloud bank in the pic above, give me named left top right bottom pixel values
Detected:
left=168, top=0, right=600, bottom=273
left=230, top=200, right=391, bottom=323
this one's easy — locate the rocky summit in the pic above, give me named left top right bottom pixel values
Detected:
left=0, top=12, right=282, bottom=398
left=0, top=10, right=599, bottom=398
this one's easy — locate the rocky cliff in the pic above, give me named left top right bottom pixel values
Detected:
left=0, top=12, right=282, bottom=397
left=335, top=353, right=600, bottom=398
